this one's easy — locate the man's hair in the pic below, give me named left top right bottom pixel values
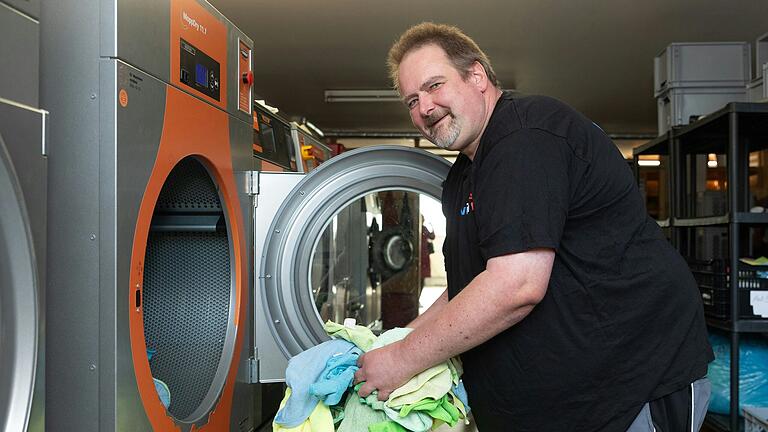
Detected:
left=387, top=22, right=500, bottom=93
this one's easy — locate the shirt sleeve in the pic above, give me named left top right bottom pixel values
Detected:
left=474, top=128, right=572, bottom=260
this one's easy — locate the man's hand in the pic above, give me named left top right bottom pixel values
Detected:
left=354, top=341, right=416, bottom=401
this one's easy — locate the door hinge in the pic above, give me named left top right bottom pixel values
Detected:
left=246, top=170, right=259, bottom=196
left=247, top=351, right=259, bottom=383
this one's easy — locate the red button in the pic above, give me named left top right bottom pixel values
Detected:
left=242, top=71, right=253, bottom=86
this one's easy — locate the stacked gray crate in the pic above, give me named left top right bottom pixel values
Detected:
left=655, top=42, right=750, bottom=135
left=747, top=32, right=768, bottom=102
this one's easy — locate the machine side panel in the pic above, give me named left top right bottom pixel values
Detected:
left=41, top=0, right=102, bottom=429
left=111, top=60, right=165, bottom=431
left=0, top=3, right=39, bottom=107
left=229, top=115, right=257, bottom=431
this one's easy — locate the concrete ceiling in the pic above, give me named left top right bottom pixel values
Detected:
left=209, top=0, right=768, bottom=136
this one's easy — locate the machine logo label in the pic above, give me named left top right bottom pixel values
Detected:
left=119, top=89, right=128, bottom=107
left=182, top=10, right=207, bottom=35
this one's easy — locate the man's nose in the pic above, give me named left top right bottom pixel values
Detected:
left=419, top=93, right=435, bottom=118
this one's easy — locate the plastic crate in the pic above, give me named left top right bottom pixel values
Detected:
left=744, top=406, right=768, bottom=432
left=747, top=77, right=765, bottom=103
left=654, top=42, right=751, bottom=96
left=687, top=259, right=768, bottom=319
left=657, top=86, right=747, bottom=135
left=756, top=32, right=768, bottom=79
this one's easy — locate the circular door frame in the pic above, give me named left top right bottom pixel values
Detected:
left=127, top=85, right=247, bottom=430
left=129, top=154, right=242, bottom=427
left=0, top=135, right=38, bottom=432
left=260, top=145, right=451, bottom=357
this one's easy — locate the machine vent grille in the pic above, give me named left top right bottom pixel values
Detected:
left=142, top=157, right=232, bottom=421
left=155, top=158, right=222, bottom=210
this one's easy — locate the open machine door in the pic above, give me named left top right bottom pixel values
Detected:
left=252, top=146, right=451, bottom=382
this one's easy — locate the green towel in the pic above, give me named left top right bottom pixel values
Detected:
left=361, top=391, right=432, bottom=432
left=336, top=388, right=388, bottom=432
left=398, top=395, right=461, bottom=427
left=324, top=321, right=377, bottom=352
left=368, top=420, right=409, bottom=432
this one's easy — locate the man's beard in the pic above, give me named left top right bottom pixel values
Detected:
left=426, top=110, right=461, bottom=149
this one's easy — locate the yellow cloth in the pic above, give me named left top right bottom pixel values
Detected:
left=385, top=364, right=454, bottom=409
left=273, top=388, right=335, bottom=432
left=324, top=320, right=377, bottom=352
left=740, top=256, right=768, bottom=266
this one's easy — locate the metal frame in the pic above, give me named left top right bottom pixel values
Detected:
left=654, top=103, right=768, bottom=431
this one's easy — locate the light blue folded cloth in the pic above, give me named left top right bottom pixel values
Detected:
left=154, top=378, right=171, bottom=409
left=147, top=349, right=170, bottom=409
left=310, top=351, right=360, bottom=406
left=274, top=339, right=362, bottom=428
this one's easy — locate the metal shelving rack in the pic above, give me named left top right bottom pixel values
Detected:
left=633, top=131, right=674, bottom=233
left=636, top=103, right=768, bottom=432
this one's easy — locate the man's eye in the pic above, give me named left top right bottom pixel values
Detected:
left=429, top=82, right=442, bottom=90
left=407, top=99, right=418, bottom=109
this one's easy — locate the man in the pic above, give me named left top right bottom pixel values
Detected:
left=354, top=22, right=713, bottom=431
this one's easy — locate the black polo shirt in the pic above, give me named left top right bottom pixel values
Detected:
left=442, top=93, right=713, bottom=431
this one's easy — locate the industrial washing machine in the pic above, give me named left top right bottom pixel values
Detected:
left=0, top=0, right=46, bottom=431
left=42, top=0, right=256, bottom=430
left=291, top=122, right=332, bottom=173
left=249, top=145, right=451, bottom=382
left=252, top=102, right=301, bottom=173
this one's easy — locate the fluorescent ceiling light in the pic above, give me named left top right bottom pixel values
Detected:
left=255, top=99, right=280, bottom=114
left=637, top=160, right=661, bottom=167
left=325, top=89, right=400, bottom=103
left=304, top=120, right=324, bottom=137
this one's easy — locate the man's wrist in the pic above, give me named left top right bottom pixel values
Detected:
left=396, top=334, right=425, bottom=377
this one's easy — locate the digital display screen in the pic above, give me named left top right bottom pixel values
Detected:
left=195, top=64, right=208, bottom=87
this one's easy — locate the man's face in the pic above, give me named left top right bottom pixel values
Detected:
left=398, top=44, right=486, bottom=154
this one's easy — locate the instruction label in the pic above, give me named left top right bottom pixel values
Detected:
left=751, top=290, right=768, bottom=318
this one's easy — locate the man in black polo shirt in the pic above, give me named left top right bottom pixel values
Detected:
left=354, top=22, right=713, bottom=431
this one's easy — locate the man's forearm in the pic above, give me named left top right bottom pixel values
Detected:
left=396, top=250, right=553, bottom=377
left=407, top=288, right=448, bottom=329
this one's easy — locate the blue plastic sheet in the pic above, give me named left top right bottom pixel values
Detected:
left=708, top=331, right=768, bottom=415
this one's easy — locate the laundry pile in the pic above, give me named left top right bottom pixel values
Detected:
left=273, top=321, right=470, bottom=432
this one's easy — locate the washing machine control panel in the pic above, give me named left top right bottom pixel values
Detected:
left=179, top=38, right=220, bottom=101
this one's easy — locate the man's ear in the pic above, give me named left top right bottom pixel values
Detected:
left=470, top=61, right=488, bottom=91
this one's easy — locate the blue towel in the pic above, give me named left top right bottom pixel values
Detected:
left=452, top=381, right=470, bottom=414
left=309, top=351, right=360, bottom=406
left=274, top=339, right=362, bottom=427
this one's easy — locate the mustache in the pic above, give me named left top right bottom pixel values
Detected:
left=424, top=109, right=452, bottom=128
